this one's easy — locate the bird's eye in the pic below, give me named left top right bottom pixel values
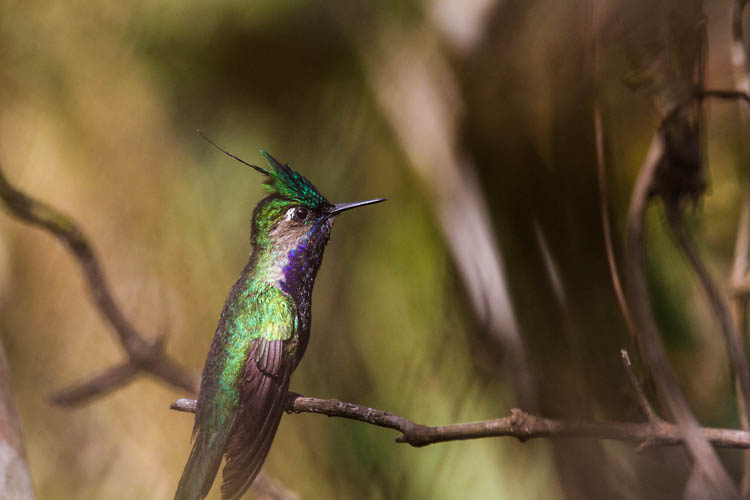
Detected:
left=293, top=207, right=309, bottom=221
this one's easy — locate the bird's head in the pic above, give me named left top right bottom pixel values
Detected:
left=248, top=150, right=384, bottom=251
left=200, top=133, right=385, bottom=293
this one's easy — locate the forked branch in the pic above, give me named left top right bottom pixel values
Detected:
left=0, top=165, right=199, bottom=405
left=625, top=133, right=738, bottom=496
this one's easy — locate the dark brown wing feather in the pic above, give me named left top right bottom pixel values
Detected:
left=220, top=339, right=291, bottom=500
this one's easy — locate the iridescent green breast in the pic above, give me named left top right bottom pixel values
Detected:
left=196, top=274, right=296, bottom=428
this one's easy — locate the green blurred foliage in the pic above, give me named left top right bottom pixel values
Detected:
left=0, top=0, right=749, bottom=499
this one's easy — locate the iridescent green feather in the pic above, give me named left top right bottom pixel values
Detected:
left=207, top=279, right=294, bottom=426
left=175, top=279, right=294, bottom=500
left=252, top=199, right=293, bottom=248
left=259, top=150, right=331, bottom=210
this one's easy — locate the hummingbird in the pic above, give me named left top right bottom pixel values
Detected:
left=175, top=136, right=385, bottom=500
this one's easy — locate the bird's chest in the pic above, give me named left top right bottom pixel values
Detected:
left=277, top=223, right=328, bottom=302
left=290, top=303, right=311, bottom=369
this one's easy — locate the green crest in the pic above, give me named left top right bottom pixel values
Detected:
left=198, top=131, right=331, bottom=211
left=258, top=150, right=330, bottom=210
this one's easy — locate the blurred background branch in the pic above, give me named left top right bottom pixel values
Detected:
left=322, top=2, right=537, bottom=410
left=0, top=337, right=34, bottom=500
left=0, top=165, right=198, bottom=405
left=625, top=132, right=738, bottom=497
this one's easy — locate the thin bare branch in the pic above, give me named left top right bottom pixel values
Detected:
left=625, top=133, right=738, bottom=497
left=595, top=106, right=637, bottom=338
left=170, top=394, right=750, bottom=451
left=48, top=361, right=139, bottom=407
left=664, top=204, right=750, bottom=435
left=698, top=89, right=750, bottom=104
left=0, top=165, right=198, bottom=404
left=620, top=349, right=660, bottom=422
left=591, top=0, right=636, bottom=341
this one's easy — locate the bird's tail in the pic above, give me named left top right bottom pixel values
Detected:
left=174, top=415, right=236, bottom=500
left=220, top=372, right=291, bottom=500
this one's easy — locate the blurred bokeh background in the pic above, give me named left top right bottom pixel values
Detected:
left=1, top=0, right=749, bottom=498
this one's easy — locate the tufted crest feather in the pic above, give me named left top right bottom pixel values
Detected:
left=258, top=151, right=331, bottom=210
left=197, top=131, right=330, bottom=211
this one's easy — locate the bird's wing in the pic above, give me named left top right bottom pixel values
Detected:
left=174, top=406, right=238, bottom=500
left=220, top=338, right=292, bottom=499
left=175, top=283, right=296, bottom=500
left=220, top=285, right=297, bottom=500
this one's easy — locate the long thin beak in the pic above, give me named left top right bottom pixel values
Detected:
left=329, top=198, right=387, bottom=215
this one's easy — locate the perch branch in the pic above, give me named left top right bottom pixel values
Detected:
left=168, top=349, right=736, bottom=454
left=169, top=393, right=750, bottom=451
left=0, top=165, right=199, bottom=405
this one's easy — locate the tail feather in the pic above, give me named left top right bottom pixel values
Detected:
left=174, top=413, right=237, bottom=500
left=220, top=371, right=291, bottom=500
left=176, top=338, right=291, bottom=500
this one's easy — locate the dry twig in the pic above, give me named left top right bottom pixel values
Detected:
left=620, top=349, right=659, bottom=424
left=664, top=205, right=750, bottom=433
left=170, top=391, right=750, bottom=451
left=698, top=89, right=750, bottom=104
left=168, top=350, right=746, bottom=458
left=0, top=166, right=198, bottom=404
left=625, top=134, right=738, bottom=497
left=594, top=107, right=637, bottom=339
left=0, top=164, right=296, bottom=499
left=592, top=1, right=636, bottom=341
